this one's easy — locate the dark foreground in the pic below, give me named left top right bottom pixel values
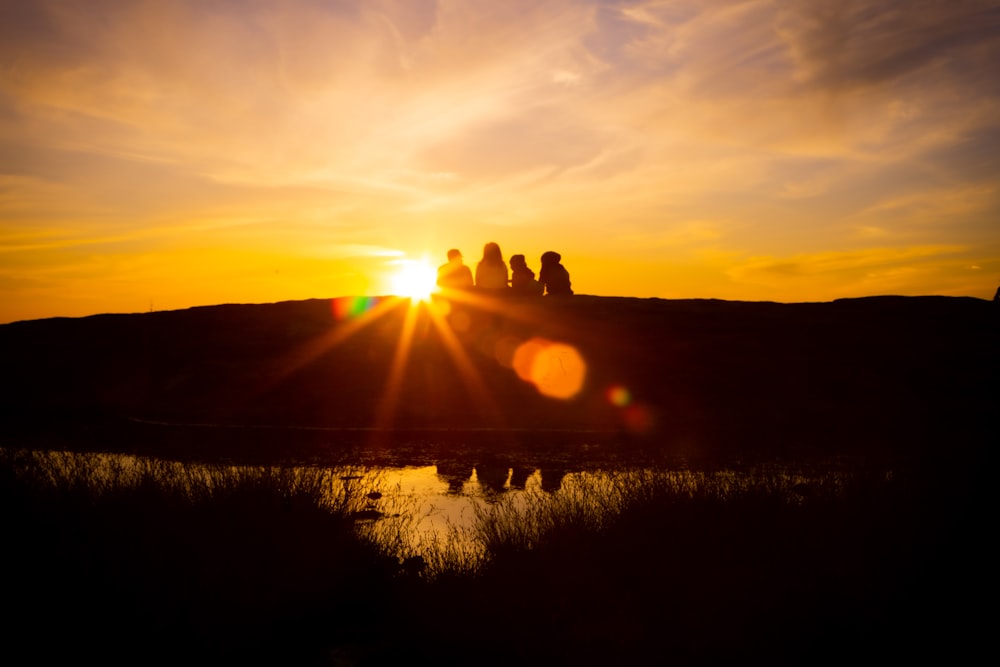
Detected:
left=1, top=451, right=989, bottom=666
left=1, top=295, right=996, bottom=664
left=1, top=294, right=996, bottom=463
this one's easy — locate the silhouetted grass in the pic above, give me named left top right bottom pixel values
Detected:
left=1, top=449, right=986, bottom=665
left=1, top=449, right=406, bottom=664
left=466, top=467, right=848, bottom=560
left=380, top=465, right=986, bottom=665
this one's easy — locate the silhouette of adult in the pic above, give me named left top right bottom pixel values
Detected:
left=475, top=242, right=509, bottom=291
left=539, top=467, right=567, bottom=493
left=436, top=249, right=474, bottom=289
left=539, top=251, right=573, bottom=296
left=475, top=458, right=510, bottom=495
left=509, top=254, right=543, bottom=295
left=436, top=459, right=472, bottom=495
left=509, top=465, right=534, bottom=490
left=994, top=283, right=1000, bottom=302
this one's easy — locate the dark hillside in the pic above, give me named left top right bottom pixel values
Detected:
left=1, top=295, right=995, bottom=462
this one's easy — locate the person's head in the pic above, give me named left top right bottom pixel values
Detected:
left=510, top=254, right=527, bottom=270
left=482, top=242, right=503, bottom=264
left=541, top=251, right=561, bottom=266
left=447, top=248, right=463, bottom=263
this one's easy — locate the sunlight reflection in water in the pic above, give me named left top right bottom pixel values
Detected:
left=10, top=449, right=859, bottom=573
left=348, top=465, right=557, bottom=565
left=328, top=463, right=857, bottom=571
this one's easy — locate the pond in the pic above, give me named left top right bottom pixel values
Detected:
left=3, top=447, right=864, bottom=575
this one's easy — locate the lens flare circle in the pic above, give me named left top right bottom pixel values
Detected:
left=623, top=404, right=655, bottom=434
left=513, top=337, right=587, bottom=400
left=607, top=385, right=632, bottom=407
left=332, top=296, right=379, bottom=321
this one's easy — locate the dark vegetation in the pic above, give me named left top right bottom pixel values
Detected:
left=1, top=295, right=995, bottom=664
left=1, top=451, right=986, bottom=665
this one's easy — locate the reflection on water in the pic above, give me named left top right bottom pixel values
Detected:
left=4, top=448, right=861, bottom=574
left=432, top=458, right=566, bottom=496
left=352, top=463, right=569, bottom=561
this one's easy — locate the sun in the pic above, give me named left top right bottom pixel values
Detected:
left=390, top=259, right=438, bottom=302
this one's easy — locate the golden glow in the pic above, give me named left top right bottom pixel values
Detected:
left=389, top=259, right=438, bottom=303
left=423, top=299, right=505, bottom=420
left=374, top=300, right=421, bottom=430
left=513, top=337, right=587, bottom=400
left=0, top=2, right=998, bottom=324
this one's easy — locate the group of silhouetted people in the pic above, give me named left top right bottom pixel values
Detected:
left=437, top=242, right=573, bottom=296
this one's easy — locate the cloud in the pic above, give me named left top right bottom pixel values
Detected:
left=728, top=244, right=967, bottom=284
left=6, top=0, right=993, bottom=197
left=415, top=107, right=611, bottom=181
left=616, top=219, right=725, bottom=248
left=0, top=1, right=607, bottom=189
left=1, top=0, right=998, bottom=319
left=852, top=182, right=999, bottom=237
left=774, top=0, right=1000, bottom=92
left=724, top=244, right=1000, bottom=300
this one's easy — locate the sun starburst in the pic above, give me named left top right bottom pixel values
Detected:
left=389, top=259, right=438, bottom=303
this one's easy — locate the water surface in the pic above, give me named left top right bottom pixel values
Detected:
left=7, top=447, right=863, bottom=572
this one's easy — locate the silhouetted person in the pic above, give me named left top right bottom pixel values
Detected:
left=539, top=251, right=573, bottom=296
left=539, top=467, right=567, bottom=493
left=437, top=249, right=474, bottom=290
left=475, top=242, right=509, bottom=291
left=509, top=254, right=543, bottom=295
left=436, top=459, right=472, bottom=495
left=509, top=465, right=534, bottom=490
left=475, top=459, right=510, bottom=495
left=994, top=283, right=1000, bottom=302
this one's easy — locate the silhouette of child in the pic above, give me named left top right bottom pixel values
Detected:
left=539, top=251, right=573, bottom=296
left=509, top=254, right=543, bottom=295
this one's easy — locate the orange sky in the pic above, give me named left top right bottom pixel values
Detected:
left=2, top=0, right=999, bottom=323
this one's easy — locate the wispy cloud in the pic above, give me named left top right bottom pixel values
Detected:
left=725, top=244, right=988, bottom=299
